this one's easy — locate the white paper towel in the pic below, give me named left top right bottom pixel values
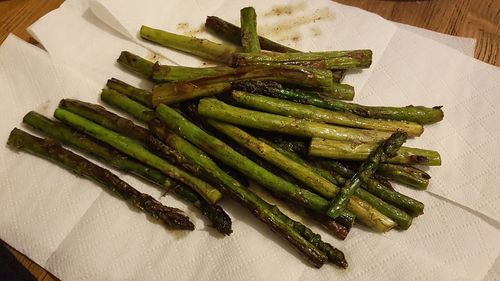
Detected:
left=0, top=0, right=498, bottom=280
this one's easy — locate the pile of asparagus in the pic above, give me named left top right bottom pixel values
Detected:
left=7, top=7, right=443, bottom=269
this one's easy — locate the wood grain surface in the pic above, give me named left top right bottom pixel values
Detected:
left=0, top=0, right=499, bottom=280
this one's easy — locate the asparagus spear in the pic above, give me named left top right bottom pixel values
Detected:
left=328, top=132, right=407, bottom=218
left=59, top=98, right=222, bottom=189
left=7, top=128, right=194, bottom=230
left=156, top=103, right=396, bottom=232
left=204, top=17, right=347, bottom=84
left=233, top=80, right=444, bottom=124
left=205, top=16, right=299, bottom=53
left=53, top=108, right=222, bottom=204
left=140, top=25, right=237, bottom=64
left=377, top=164, right=430, bottom=190
left=229, top=91, right=424, bottom=136
left=107, top=78, right=153, bottom=107
left=197, top=98, right=393, bottom=143
left=310, top=138, right=441, bottom=166
left=260, top=134, right=424, bottom=217
left=22, top=111, right=232, bottom=234
left=117, top=51, right=235, bottom=83
left=151, top=65, right=345, bottom=105
left=103, top=91, right=353, bottom=238
left=210, top=122, right=412, bottom=229
left=149, top=118, right=349, bottom=256
left=240, top=7, right=261, bottom=53
left=207, top=120, right=337, bottom=198
left=232, top=49, right=372, bottom=70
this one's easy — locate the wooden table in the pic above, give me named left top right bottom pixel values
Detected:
left=0, top=0, right=499, bottom=280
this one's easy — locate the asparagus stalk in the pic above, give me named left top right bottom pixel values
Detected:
left=7, top=128, right=194, bottom=230
left=328, top=132, right=407, bottom=218
left=227, top=129, right=413, bottom=229
left=140, top=25, right=237, bottom=64
left=147, top=112, right=345, bottom=267
left=207, top=120, right=337, bottom=198
left=22, top=111, right=232, bottom=234
left=59, top=98, right=221, bottom=190
left=156, top=103, right=396, bottom=232
left=151, top=65, right=344, bottom=105
left=103, top=91, right=353, bottom=238
left=204, top=17, right=347, bottom=83
left=205, top=16, right=299, bottom=53
left=377, top=164, right=430, bottom=190
left=262, top=134, right=425, bottom=217
left=232, top=50, right=372, bottom=70
left=233, top=80, right=444, bottom=124
left=310, top=138, right=442, bottom=166
left=107, top=78, right=153, bottom=107
left=54, top=108, right=222, bottom=204
left=101, top=91, right=354, bottom=243
left=197, top=98, right=393, bottom=143
left=117, top=51, right=235, bottom=83
left=240, top=7, right=261, bottom=53
left=230, top=91, right=424, bottom=136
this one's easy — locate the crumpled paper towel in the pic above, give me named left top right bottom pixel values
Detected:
left=0, top=0, right=497, bottom=280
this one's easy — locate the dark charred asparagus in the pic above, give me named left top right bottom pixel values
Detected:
left=7, top=128, right=194, bottom=230
left=327, top=132, right=407, bottom=218
left=377, top=164, right=430, bottom=190
left=22, top=111, right=232, bottom=234
left=53, top=108, right=223, bottom=204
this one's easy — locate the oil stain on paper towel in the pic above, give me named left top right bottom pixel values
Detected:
left=260, top=2, right=334, bottom=45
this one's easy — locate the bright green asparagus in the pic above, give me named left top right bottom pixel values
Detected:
left=233, top=80, right=444, bottom=124
left=197, top=98, right=393, bottom=143
left=156, top=103, right=397, bottom=232
left=229, top=91, right=424, bottom=136
left=140, top=25, right=237, bottom=64
left=54, top=108, right=222, bottom=204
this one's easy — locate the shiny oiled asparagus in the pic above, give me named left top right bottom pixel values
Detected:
left=262, top=135, right=425, bottom=217
left=140, top=25, right=237, bottom=64
left=233, top=80, right=444, bottom=124
left=54, top=108, right=222, bottom=204
left=22, top=111, right=232, bottom=234
left=229, top=91, right=423, bottom=136
left=103, top=88, right=353, bottom=239
left=327, top=132, right=407, bottom=218
left=101, top=88, right=345, bottom=267
left=232, top=49, right=372, bottom=70
left=377, top=164, right=430, bottom=190
left=211, top=123, right=412, bottom=229
left=156, top=103, right=396, bottom=232
left=117, top=51, right=235, bottom=83
left=197, top=98, right=393, bottom=143
left=7, top=128, right=194, bottom=230
left=309, top=138, right=441, bottom=166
